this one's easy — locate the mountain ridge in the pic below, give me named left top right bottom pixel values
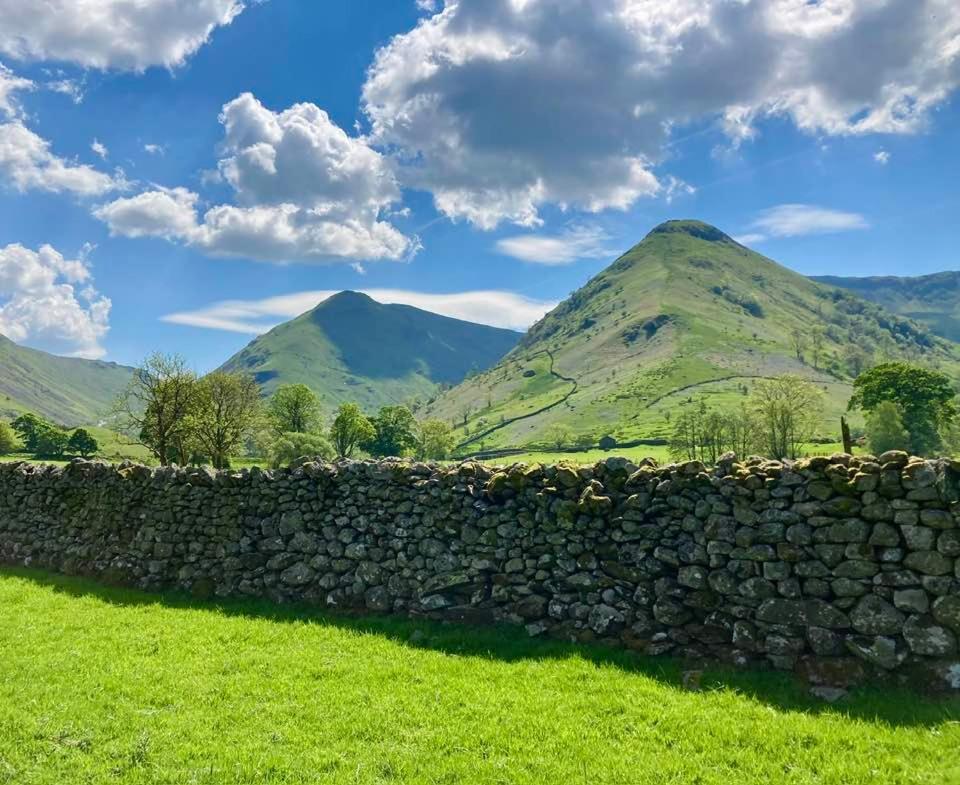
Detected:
left=426, top=220, right=957, bottom=453
left=0, top=333, right=133, bottom=425
left=218, top=290, right=522, bottom=413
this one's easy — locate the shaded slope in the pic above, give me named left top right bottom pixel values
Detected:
left=427, top=220, right=957, bottom=452
left=0, top=334, right=133, bottom=425
left=219, top=291, right=521, bottom=412
left=813, top=271, right=960, bottom=343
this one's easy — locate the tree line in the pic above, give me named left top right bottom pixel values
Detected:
left=112, top=352, right=456, bottom=468
left=0, top=414, right=98, bottom=460
left=668, top=363, right=960, bottom=462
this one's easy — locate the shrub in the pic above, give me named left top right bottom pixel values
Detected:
left=270, top=432, right=335, bottom=468
left=0, top=421, right=19, bottom=455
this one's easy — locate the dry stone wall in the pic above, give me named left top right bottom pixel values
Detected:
left=2, top=451, right=960, bottom=688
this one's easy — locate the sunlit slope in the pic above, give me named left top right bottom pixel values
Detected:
left=427, top=220, right=957, bottom=452
left=0, top=334, right=132, bottom=426
left=220, top=291, right=521, bottom=414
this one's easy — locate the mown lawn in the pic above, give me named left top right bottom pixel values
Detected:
left=0, top=568, right=958, bottom=784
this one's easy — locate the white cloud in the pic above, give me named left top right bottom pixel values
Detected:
left=749, top=204, right=870, bottom=239
left=0, top=0, right=248, bottom=71
left=93, top=186, right=200, bottom=240
left=143, top=143, right=165, bottom=155
left=363, top=0, right=960, bottom=229
left=0, top=63, right=122, bottom=196
left=733, top=233, right=767, bottom=247
left=874, top=150, right=891, bottom=165
left=91, top=139, right=108, bottom=160
left=0, top=62, right=31, bottom=118
left=0, top=243, right=110, bottom=359
left=495, top=225, right=614, bottom=265
left=95, top=93, right=416, bottom=263
left=162, top=288, right=556, bottom=334
left=0, top=121, right=123, bottom=195
left=47, top=78, right=83, bottom=103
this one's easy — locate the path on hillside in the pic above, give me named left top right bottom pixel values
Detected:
left=455, top=349, right=578, bottom=451
left=630, top=373, right=850, bottom=418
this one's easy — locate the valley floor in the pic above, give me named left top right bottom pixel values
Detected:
left=0, top=568, right=957, bottom=784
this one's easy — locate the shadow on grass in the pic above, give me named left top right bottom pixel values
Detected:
left=3, top=565, right=958, bottom=729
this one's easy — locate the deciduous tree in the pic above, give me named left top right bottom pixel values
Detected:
left=865, top=401, right=911, bottom=455
left=329, top=403, right=375, bottom=459
left=750, top=375, right=824, bottom=459
left=849, top=362, right=957, bottom=455
left=188, top=372, right=263, bottom=469
left=114, top=353, right=198, bottom=465
left=366, top=405, right=418, bottom=457
left=268, top=384, right=321, bottom=435
left=416, top=419, right=455, bottom=461
left=67, top=428, right=99, bottom=458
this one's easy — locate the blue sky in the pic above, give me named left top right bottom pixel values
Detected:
left=0, top=0, right=957, bottom=371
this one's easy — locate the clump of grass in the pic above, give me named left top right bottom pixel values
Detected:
left=0, top=567, right=958, bottom=784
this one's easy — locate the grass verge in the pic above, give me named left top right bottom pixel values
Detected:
left=1, top=567, right=958, bottom=784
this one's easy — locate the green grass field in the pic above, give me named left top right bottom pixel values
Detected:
left=1, top=568, right=957, bottom=784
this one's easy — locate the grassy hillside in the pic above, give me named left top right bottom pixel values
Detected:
left=814, top=271, right=960, bottom=343
left=427, top=220, right=959, bottom=453
left=219, top=291, right=520, bottom=413
left=2, top=568, right=956, bottom=784
left=0, top=334, right=132, bottom=426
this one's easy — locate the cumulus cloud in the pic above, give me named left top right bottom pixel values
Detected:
left=0, top=63, right=123, bottom=196
left=0, top=120, right=123, bottom=195
left=495, top=224, right=614, bottom=265
left=162, top=288, right=555, bottom=333
left=874, top=150, right=891, bottom=165
left=362, top=0, right=960, bottom=229
left=0, top=0, right=248, bottom=71
left=0, top=243, right=111, bottom=358
left=94, top=186, right=200, bottom=240
left=747, top=204, right=870, bottom=240
left=91, top=139, right=108, bottom=160
left=143, top=143, right=165, bottom=155
left=95, top=93, right=415, bottom=263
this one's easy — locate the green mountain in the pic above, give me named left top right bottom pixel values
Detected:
left=219, top=291, right=522, bottom=412
left=0, top=333, right=133, bottom=426
left=426, top=220, right=958, bottom=453
left=813, top=271, right=960, bottom=343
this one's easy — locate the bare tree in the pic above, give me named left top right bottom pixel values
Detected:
left=811, top=329, right=826, bottom=370
left=790, top=328, right=807, bottom=363
left=113, top=352, right=197, bottom=465
left=750, top=375, right=824, bottom=459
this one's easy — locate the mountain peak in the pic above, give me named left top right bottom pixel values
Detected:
left=322, top=290, right=377, bottom=306
left=646, top=219, right=732, bottom=243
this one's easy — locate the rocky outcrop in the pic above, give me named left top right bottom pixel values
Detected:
left=1, top=451, right=959, bottom=688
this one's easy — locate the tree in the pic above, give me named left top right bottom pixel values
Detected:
left=114, top=353, right=198, bottom=465
left=329, top=403, right=375, bottom=459
left=790, top=328, right=807, bottom=363
left=865, top=401, right=911, bottom=455
left=843, top=344, right=871, bottom=378
left=268, top=384, right=321, bottom=435
left=188, top=372, right=263, bottom=469
left=811, top=329, right=826, bottom=370
left=366, top=405, right=418, bottom=457
left=849, top=362, right=957, bottom=455
left=547, top=425, right=572, bottom=450
left=416, top=419, right=455, bottom=461
left=270, top=431, right=335, bottom=468
left=750, top=375, right=824, bottom=459
left=725, top=402, right=761, bottom=458
left=0, top=422, right=19, bottom=455
left=67, top=428, right=99, bottom=458
left=34, top=427, right=69, bottom=459
left=11, top=413, right=53, bottom=452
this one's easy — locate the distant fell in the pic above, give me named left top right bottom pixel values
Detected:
left=0, top=333, right=133, bottom=425
left=219, top=291, right=521, bottom=412
left=427, top=220, right=957, bottom=453
left=813, top=271, right=960, bottom=343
